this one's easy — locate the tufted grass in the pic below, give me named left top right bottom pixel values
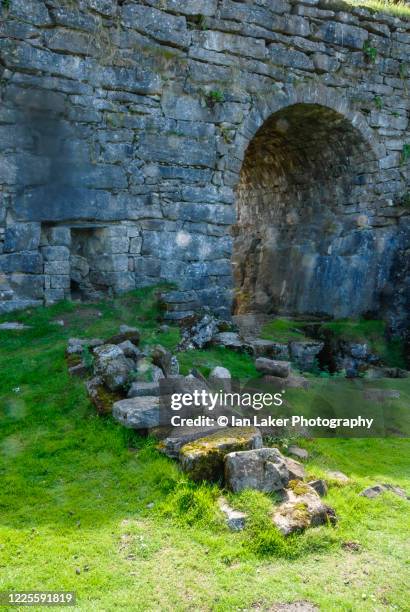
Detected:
left=347, top=0, right=410, bottom=18
left=0, top=290, right=409, bottom=610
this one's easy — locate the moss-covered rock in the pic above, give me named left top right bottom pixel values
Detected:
left=179, top=427, right=262, bottom=483
left=272, top=484, right=337, bottom=535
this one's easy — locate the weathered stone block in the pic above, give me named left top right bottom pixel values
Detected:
left=121, top=4, right=191, bottom=48
left=4, top=223, right=41, bottom=253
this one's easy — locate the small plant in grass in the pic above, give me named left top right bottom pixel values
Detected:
left=373, top=95, right=383, bottom=110
left=363, top=40, right=378, bottom=63
left=1, top=0, right=10, bottom=10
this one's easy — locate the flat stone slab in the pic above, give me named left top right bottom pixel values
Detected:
left=212, top=331, right=244, bottom=350
left=179, top=427, right=262, bottom=482
left=127, top=381, right=160, bottom=398
left=359, top=483, right=408, bottom=500
left=288, top=445, right=309, bottom=460
left=263, top=374, right=309, bottom=389
left=112, top=396, right=160, bottom=430
left=158, top=425, right=223, bottom=458
left=326, top=470, right=350, bottom=484
left=0, top=322, right=32, bottom=330
left=255, top=357, right=291, bottom=378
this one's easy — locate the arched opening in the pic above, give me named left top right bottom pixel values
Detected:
left=233, top=103, right=379, bottom=319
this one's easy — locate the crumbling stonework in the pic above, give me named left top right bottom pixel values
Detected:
left=0, top=0, right=409, bottom=333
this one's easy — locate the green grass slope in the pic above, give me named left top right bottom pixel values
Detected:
left=0, top=290, right=409, bottom=611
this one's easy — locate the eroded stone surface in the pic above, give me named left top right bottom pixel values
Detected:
left=225, top=447, right=289, bottom=493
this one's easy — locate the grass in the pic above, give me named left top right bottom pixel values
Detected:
left=346, top=0, right=410, bottom=18
left=0, top=289, right=410, bottom=610
left=260, top=318, right=310, bottom=343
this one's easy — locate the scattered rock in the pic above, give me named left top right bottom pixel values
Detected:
left=118, top=340, right=140, bottom=359
left=51, top=319, right=65, bottom=327
left=179, top=427, right=262, bottom=482
left=289, top=341, right=324, bottom=371
left=269, top=602, right=319, bottom=612
left=308, top=479, right=328, bottom=497
left=326, top=470, right=350, bottom=484
left=287, top=445, right=309, bottom=460
left=342, top=541, right=361, bottom=552
left=159, top=324, right=170, bottom=333
left=272, top=482, right=337, bottom=535
left=151, top=344, right=179, bottom=376
left=178, top=314, right=218, bottom=350
left=0, top=322, right=32, bottom=330
left=208, top=366, right=231, bottom=392
left=283, top=457, right=306, bottom=481
left=93, top=344, right=132, bottom=391
left=68, top=362, right=89, bottom=377
left=255, top=358, right=291, bottom=378
left=225, top=447, right=289, bottom=493
left=213, top=331, right=244, bottom=350
left=66, top=337, right=88, bottom=355
left=247, top=339, right=278, bottom=358
left=107, top=325, right=140, bottom=346
left=127, top=381, right=160, bottom=398
left=86, top=376, right=121, bottom=415
left=359, top=483, right=408, bottom=500
left=112, top=396, right=160, bottom=430
left=218, top=497, right=247, bottom=531
left=364, top=388, right=401, bottom=402
left=134, top=357, right=165, bottom=383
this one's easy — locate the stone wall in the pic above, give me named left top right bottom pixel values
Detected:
left=0, top=0, right=409, bottom=333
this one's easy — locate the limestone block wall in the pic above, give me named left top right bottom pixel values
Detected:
left=0, top=0, right=409, bottom=332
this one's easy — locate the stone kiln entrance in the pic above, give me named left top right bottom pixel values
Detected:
left=70, top=226, right=111, bottom=301
left=233, top=103, right=379, bottom=319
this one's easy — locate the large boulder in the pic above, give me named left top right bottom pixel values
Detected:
left=112, top=396, right=160, bottom=430
left=255, top=358, right=291, bottom=378
left=93, top=344, right=133, bottom=391
left=158, top=425, right=224, bottom=459
left=272, top=482, right=337, bottom=535
left=179, top=427, right=262, bottom=482
left=225, top=447, right=289, bottom=493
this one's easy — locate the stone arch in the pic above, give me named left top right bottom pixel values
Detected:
left=230, top=85, right=385, bottom=318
